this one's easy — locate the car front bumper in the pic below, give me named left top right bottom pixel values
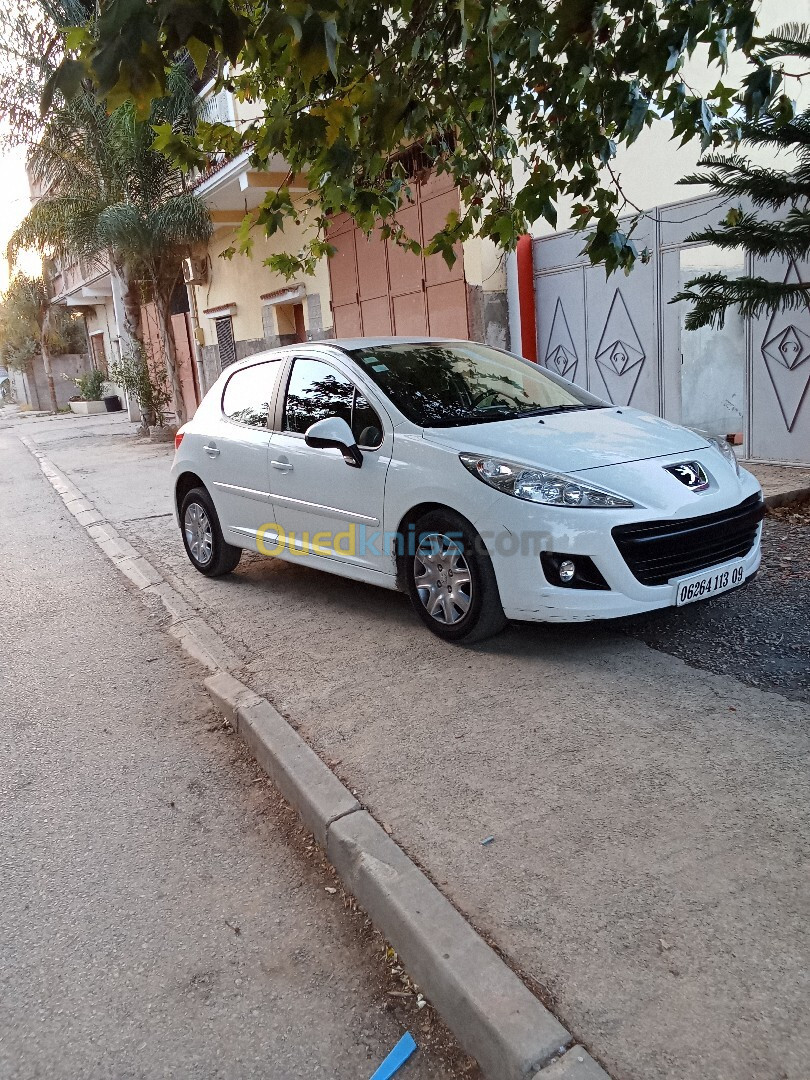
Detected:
left=481, top=471, right=764, bottom=624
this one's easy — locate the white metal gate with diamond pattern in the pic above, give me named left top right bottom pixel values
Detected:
left=533, top=194, right=810, bottom=465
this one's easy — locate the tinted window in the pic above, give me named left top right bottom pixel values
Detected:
left=284, top=358, right=383, bottom=447
left=347, top=342, right=606, bottom=427
left=284, top=358, right=353, bottom=433
left=222, top=361, right=280, bottom=427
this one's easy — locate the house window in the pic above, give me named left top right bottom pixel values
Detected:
left=215, top=316, right=236, bottom=369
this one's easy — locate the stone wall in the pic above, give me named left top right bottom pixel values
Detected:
left=16, top=352, right=94, bottom=410
left=466, top=286, right=511, bottom=351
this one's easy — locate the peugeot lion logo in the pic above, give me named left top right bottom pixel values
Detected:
left=664, top=461, right=710, bottom=491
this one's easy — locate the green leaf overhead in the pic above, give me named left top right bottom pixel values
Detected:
left=33, top=0, right=788, bottom=277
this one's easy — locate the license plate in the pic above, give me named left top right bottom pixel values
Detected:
left=674, top=559, right=746, bottom=606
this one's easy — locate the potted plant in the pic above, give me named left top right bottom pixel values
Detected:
left=67, top=368, right=108, bottom=414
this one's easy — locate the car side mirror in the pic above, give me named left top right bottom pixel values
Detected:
left=304, top=416, right=363, bottom=468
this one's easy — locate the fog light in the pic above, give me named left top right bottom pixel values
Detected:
left=539, top=552, right=610, bottom=591
left=558, top=559, right=576, bottom=583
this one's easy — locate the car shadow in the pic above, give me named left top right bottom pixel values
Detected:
left=226, top=547, right=631, bottom=658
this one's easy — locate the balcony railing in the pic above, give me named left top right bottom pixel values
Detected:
left=198, top=86, right=236, bottom=127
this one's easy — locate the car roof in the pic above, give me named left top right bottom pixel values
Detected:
left=221, top=338, right=473, bottom=375
left=329, top=337, right=466, bottom=350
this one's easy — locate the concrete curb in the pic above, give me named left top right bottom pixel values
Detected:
left=20, top=433, right=611, bottom=1080
left=328, top=808, right=567, bottom=1079
left=207, top=669, right=609, bottom=1080
left=763, top=485, right=810, bottom=509
left=531, top=1046, right=610, bottom=1079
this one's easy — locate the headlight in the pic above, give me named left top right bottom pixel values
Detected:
left=708, top=435, right=740, bottom=477
left=459, top=454, right=635, bottom=508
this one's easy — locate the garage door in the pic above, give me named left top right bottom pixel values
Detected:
left=327, top=172, right=469, bottom=340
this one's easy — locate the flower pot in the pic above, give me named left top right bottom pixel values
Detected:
left=69, top=400, right=107, bottom=415
left=103, top=394, right=123, bottom=412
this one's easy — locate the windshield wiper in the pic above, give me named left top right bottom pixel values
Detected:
left=425, top=412, right=517, bottom=427
left=421, top=403, right=605, bottom=427
left=518, top=404, right=605, bottom=417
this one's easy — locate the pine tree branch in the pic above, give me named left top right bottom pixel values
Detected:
left=733, top=112, right=810, bottom=151
left=679, top=154, right=808, bottom=209
left=672, top=273, right=810, bottom=330
left=684, top=209, right=810, bottom=260
left=754, top=23, right=810, bottom=63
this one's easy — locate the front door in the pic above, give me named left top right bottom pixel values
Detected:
left=266, top=356, right=393, bottom=577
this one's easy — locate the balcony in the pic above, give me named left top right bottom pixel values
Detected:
left=191, top=77, right=307, bottom=226
left=47, top=255, right=112, bottom=308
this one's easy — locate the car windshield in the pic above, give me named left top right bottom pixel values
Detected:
left=346, top=341, right=606, bottom=427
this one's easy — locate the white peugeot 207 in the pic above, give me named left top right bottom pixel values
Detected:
left=171, top=338, right=764, bottom=643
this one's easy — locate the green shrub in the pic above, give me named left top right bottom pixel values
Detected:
left=110, top=345, right=171, bottom=429
left=74, top=368, right=106, bottom=401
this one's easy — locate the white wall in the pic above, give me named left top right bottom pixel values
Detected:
left=531, top=0, right=810, bottom=234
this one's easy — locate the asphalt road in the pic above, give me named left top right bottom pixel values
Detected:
left=14, top=410, right=810, bottom=1080
left=0, top=420, right=468, bottom=1080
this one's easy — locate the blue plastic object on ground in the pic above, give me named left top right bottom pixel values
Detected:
left=369, top=1031, right=418, bottom=1080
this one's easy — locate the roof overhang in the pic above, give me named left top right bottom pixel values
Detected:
left=52, top=270, right=113, bottom=308
left=194, top=151, right=308, bottom=221
left=261, top=284, right=305, bottom=306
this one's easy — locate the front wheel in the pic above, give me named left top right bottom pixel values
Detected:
left=405, top=509, right=507, bottom=643
left=180, top=486, right=242, bottom=577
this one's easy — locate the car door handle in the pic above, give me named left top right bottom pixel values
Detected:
left=270, top=459, right=293, bottom=472
left=203, top=444, right=220, bottom=458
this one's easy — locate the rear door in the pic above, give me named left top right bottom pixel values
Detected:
left=205, top=358, right=283, bottom=549
left=266, top=355, right=394, bottom=576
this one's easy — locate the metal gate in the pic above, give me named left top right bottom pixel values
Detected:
left=533, top=194, right=810, bottom=465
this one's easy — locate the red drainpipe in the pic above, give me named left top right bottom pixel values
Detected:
left=516, top=234, right=537, bottom=362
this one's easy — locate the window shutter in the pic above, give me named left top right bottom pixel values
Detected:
left=215, top=316, right=237, bottom=370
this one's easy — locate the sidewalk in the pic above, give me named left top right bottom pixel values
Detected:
left=16, top=411, right=810, bottom=1080
left=743, top=460, right=810, bottom=506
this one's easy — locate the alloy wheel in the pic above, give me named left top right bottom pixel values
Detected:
left=413, top=532, right=473, bottom=624
left=185, top=502, right=213, bottom=567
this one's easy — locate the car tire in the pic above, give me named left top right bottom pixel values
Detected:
left=180, top=486, right=242, bottom=577
left=405, top=508, right=507, bottom=643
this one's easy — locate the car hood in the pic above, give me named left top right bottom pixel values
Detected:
left=421, top=407, right=709, bottom=473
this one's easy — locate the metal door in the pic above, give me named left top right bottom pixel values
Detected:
left=534, top=220, right=659, bottom=412
left=326, top=175, right=469, bottom=341
left=749, top=257, right=810, bottom=463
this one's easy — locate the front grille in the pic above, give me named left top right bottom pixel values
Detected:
left=612, top=494, right=764, bottom=586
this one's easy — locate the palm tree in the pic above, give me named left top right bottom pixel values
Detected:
left=9, top=65, right=211, bottom=426
left=0, top=274, right=59, bottom=412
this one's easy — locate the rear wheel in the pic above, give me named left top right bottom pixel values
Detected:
left=180, top=487, right=242, bottom=577
left=405, top=509, right=507, bottom=643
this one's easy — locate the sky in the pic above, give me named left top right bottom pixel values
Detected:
left=0, top=145, right=41, bottom=293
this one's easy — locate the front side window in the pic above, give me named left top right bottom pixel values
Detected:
left=284, top=358, right=384, bottom=448
left=221, top=361, right=281, bottom=428
left=347, top=342, right=607, bottom=427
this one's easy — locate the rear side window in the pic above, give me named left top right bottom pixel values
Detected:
left=284, top=357, right=383, bottom=448
left=222, top=361, right=281, bottom=427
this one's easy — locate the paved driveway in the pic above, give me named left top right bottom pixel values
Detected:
left=20, top=413, right=810, bottom=1080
